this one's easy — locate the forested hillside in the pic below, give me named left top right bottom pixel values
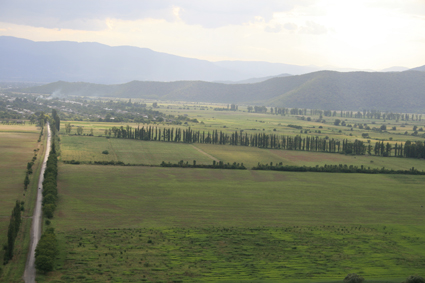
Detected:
left=22, top=70, right=425, bottom=112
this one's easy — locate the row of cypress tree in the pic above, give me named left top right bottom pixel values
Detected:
left=3, top=201, right=22, bottom=265
left=253, top=163, right=425, bottom=175
left=105, top=125, right=425, bottom=158
left=107, top=125, right=369, bottom=154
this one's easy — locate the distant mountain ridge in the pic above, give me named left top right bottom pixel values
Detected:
left=409, top=65, right=425, bottom=72
left=1, top=36, right=420, bottom=84
left=22, top=70, right=425, bottom=112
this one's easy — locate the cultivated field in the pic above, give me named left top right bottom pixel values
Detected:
left=196, top=143, right=425, bottom=170
left=0, top=125, right=40, bottom=242
left=60, top=106, right=425, bottom=146
left=55, top=165, right=425, bottom=229
left=60, top=135, right=215, bottom=164
left=59, top=133, right=425, bottom=171
left=45, top=225, right=423, bottom=283
left=0, top=124, right=46, bottom=281
left=40, top=164, right=425, bottom=282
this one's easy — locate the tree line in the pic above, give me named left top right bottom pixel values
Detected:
left=35, top=114, right=60, bottom=274
left=253, top=163, right=425, bottom=175
left=42, top=125, right=59, bottom=219
left=246, top=106, right=422, bottom=122
left=3, top=201, right=23, bottom=265
left=101, top=125, right=425, bottom=158
left=160, top=160, right=246, bottom=169
left=105, top=125, right=367, bottom=154
left=35, top=228, right=58, bottom=273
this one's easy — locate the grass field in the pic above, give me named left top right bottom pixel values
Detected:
left=60, top=135, right=215, bottom=164
left=0, top=124, right=46, bottom=282
left=41, top=225, right=424, bottom=283
left=0, top=125, right=40, bottom=242
left=40, top=164, right=425, bottom=282
left=54, top=165, right=425, bottom=230
left=195, top=143, right=425, bottom=170
left=59, top=134, right=425, bottom=171
left=60, top=107, right=425, bottom=146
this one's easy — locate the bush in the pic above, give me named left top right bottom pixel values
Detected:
left=102, top=150, right=109, bottom=154
left=343, top=273, right=364, bottom=283
left=404, top=275, right=425, bottom=283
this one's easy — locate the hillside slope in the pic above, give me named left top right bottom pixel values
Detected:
left=22, top=71, right=425, bottom=112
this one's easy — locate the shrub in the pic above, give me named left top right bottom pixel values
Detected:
left=102, top=150, right=109, bottom=155
left=343, top=273, right=364, bottom=283
left=404, top=275, right=425, bottom=283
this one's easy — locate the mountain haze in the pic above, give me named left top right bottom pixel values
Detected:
left=22, top=71, right=425, bottom=113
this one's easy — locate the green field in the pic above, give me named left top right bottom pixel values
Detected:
left=60, top=107, right=425, bottom=146
left=41, top=164, right=425, bottom=282
left=43, top=225, right=423, bottom=283
left=0, top=125, right=40, bottom=242
left=54, top=165, right=425, bottom=229
left=0, top=124, right=46, bottom=281
left=60, top=135, right=215, bottom=164
left=196, top=143, right=425, bottom=170
left=59, top=133, right=425, bottom=171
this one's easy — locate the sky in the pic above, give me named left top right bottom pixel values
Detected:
left=0, top=0, right=424, bottom=70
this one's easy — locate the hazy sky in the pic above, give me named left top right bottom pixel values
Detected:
left=1, top=0, right=424, bottom=70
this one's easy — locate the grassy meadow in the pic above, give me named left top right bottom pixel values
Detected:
left=60, top=135, right=215, bottom=164
left=55, top=165, right=425, bottom=230
left=0, top=124, right=40, bottom=242
left=195, top=143, right=425, bottom=170
left=60, top=105, right=425, bottom=146
left=40, top=164, right=425, bottom=282
left=0, top=124, right=46, bottom=281
left=44, top=225, right=424, bottom=283
left=59, top=132, right=425, bottom=171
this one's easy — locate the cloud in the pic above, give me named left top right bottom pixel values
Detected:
left=0, top=0, right=316, bottom=30
left=264, top=21, right=325, bottom=34
left=264, top=24, right=283, bottom=33
left=299, top=21, right=327, bottom=34
left=367, top=0, right=425, bottom=17
left=284, top=22, right=298, bottom=31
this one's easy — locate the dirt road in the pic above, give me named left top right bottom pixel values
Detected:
left=23, top=122, right=51, bottom=283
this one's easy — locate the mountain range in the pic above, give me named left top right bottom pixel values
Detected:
left=22, top=70, right=425, bottom=113
left=1, top=36, right=423, bottom=84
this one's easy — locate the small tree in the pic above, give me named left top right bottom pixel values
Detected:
left=76, top=127, right=83, bottom=135
left=24, top=174, right=30, bottom=190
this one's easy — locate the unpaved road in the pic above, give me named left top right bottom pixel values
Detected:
left=23, top=122, right=51, bottom=283
left=190, top=145, right=219, bottom=162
